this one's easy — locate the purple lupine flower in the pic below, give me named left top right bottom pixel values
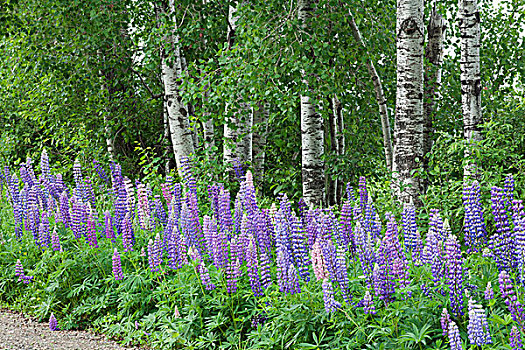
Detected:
left=445, top=233, right=464, bottom=317
left=322, top=279, right=341, bottom=313
left=499, top=270, right=524, bottom=323
left=259, top=248, right=272, bottom=289
left=490, top=186, right=515, bottom=271
left=166, top=215, right=188, bottom=270
left=196, top=262, right=216, bottom=290
left=136, top=181, right=151, bottom=230
left=182, top=193, right=205, bottom=255
left=467, top=298, right=492, bottom=346
left=425, top=225, right=445, bottom=286
left=226, top=254, right=240, bottom=294
left=51, top=227, right=61, bottom=251
left=363, top=290, right=376, bottom=315
left=402, top=204, right=418, bottom=252
left=180, top=156, right=197, bottom=196
left=86, top=209, right=98, bottom=248
left=463, top=181, right=487, bottom=253
left=441, top=308, right=451, bottom=336
left=93, top=160, right=109, bottom=184
left=84, top=178, right=96, bottom=208
left=15, top=259, right=24, bottom=281
left=219, top=188, right=233, bottom=234
left=354, top=222, right=375, bottom=287
left=373, top=239, right=395, bottom=302
left=59, top=191, right=71, bottom=229
left=246, top=236, right=263, bottom=297
left=448, top=321, right=463, bottom=350
left=512, top=201, right=525, bottom=284
left=484, top=282, right=494, bottom=300
left=121, top=213, right=134, bottom=252
left=510, top=325, right=522, bottom=350
left=49, top=313, right=59, bottom=331
left=232, top=158, right=245, bottom=182
left=340, top=201, right=355, bottom=253
left=290, top=215, right=310, bottom=281
left=112, top=248, right=124, bottom=281
left=148, top=239, right=158, bottom=272
left=104, top=211, right=115, bottom=242
left=39, top=212, right=51, bottom=248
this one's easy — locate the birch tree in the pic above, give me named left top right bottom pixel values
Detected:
left=346, top=9, right=393, bottom=171
left=392, top=0, right=425, bottom=205
left=459, top=0, right=482, bottom=180
left=423, top=7, right=446, bottom=189
left=223, top=2, right=253, bottom=169
left=299, top=0, right=325, bottom=208
left=159, top=0, right=195, bottom=176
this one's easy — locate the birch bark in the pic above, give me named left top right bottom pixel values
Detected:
left=423, top=8, right=446, bottom=189
left=159, top=0, right=195, bottom=176
left=347, top=10, right=393, bottom=171
left=393, top=0, right=425, bottom=205
left=299, top=0, right=325, bottom=208
left=459, top=0, right=482, bottom=180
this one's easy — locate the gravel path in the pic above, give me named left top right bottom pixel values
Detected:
left=0, top=309, right=141, bottom=350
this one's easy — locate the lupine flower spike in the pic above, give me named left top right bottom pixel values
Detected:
left=49, top=313, right=59, bottom=331
left=112, top=248, right=124, bottom=281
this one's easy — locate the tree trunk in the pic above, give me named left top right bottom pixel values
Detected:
left=459, top=0, right=482, bottom=180
left=392, top=0, right=425, bottom=206
left=252, top=102, right=268, bottom=186
left=327, top=96, right=341, bottom=206
left=160, top=0, right=195, bottom=176
left=335, top=97, right=345, bottom=203
left=423, top=7, right=446, bottom=190
left=347, top=9, right=393, bottom=171
left=223, top=2, right=253, bottom=170
left=163, top=102, right=171, bottom=174
left=299, top=0, right=325, bottom=208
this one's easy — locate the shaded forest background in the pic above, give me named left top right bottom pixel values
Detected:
left=0, top=0, right=524, bottom=207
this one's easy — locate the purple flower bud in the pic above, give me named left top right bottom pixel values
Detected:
left=51, top=227, right=61, bottom=252
left=112, top=248, right=123, bottom=281
left=322, top=279, right=341, bottom=313
left=49, top=313, right=59, bottom=331
left=363, top=290, right=376, bottom=315
left=121, top=213, right=134, bottom=252
left=484, top=282, right=494, bottom=300
left=445, top=233, right=464, bottom=317
left=441, top=308, right=451, bottom=336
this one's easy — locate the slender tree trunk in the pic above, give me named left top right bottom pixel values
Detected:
left=159, top=0, right=195, bottom=176
left=163, top=102, right=171, bottom=174
left=223, top=2, right=253, bottom=170
left=335, top=96, right=345, bottom=203
left=459, top=0, right=482, bottom=180
left=327, top=96, right=341, bottom=206
left=393, top=0, right=425, bottom=205
left=347, top=9, right=393, bottom=171
left=104, top=115, right=115, bottom=160
left=252, top=102, right=268, bottom=186
left=299, top=0, right=325, bottom=208
left=423, top=7, right=446, bottom=190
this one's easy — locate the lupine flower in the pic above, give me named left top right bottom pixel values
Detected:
left=15, top=259, right=24, bottom=281
left=484, top=282, right=494, bottom=300
left=104, top=210, right=115, bottom=242
left=322, top=279, right=341, bottom=313
left=121, top=213, right=134, bottom=252
left=402, top=204, right=418, bottom=252
left=148, top=239, right=157, bottom=272
left=226, top=255, right=241, bottom=294
left=259, top=248, right=272, bottom=289
left=490, top=187, right=515, bottom=271
left=499, top=270, right=524, bottom=322
left=112, top=248, right=124, bottom=281
left=246, top=237, right=263, bottom=297
left=510, top=325, right=522, bottom=350
left=445, top=234, right=464, bottom=317
left=467, top=298, right=492, bottom=346
left=363, top=290, right=376, bottom=315
left=448, top=321, right=463, bottom=350
left=136, top=181, right=150, bottom=230
left=51, top=227, right=61, bottom=251
left=196, top=262, right=216, bottom=290
left=441, top=308, right=451, bottom=336
left=463, top=181, right=487, bottom=253
left=311, top=240, right=328, bottom=281
left=86, top=209, right=98, bottom=248
left=49, top=313, right=59, bottom=331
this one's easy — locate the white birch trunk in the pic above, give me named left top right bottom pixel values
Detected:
left=160, top=0, right=195, bottom=176
left=423, top=8, right=446, bottom=188
left=163, top=102, right=171, bottom=173
left=299, top=0, right=324, bottom=208
left=459, top=0, right=482, bottom=180
left=393, top=0, right=425, bottom=205
left=223, top=2, right=253, bottom=169
left=347, top=10, right=393, bottom=171
left=252, top=102, right=269, bottom=185
left=103, top=113, right=115, bottom=161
